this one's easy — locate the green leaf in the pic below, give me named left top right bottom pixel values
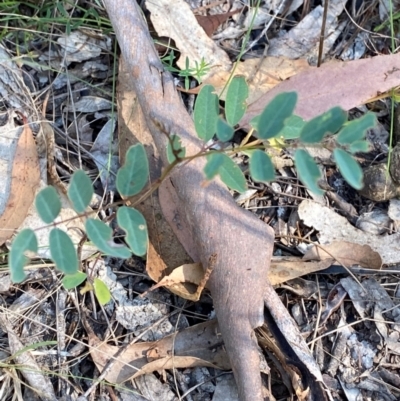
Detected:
left=336, top=112, right=376, bottom=145
left=93, top=278, right=111, bottom=305
left=116, top=143, right=149, bottom=197
left=35, top=186, right=61, bottom=224
left=300, top=107, right=347, bottom=143
left=225, top=76, right=248, bottom=126
left=348, top=140, right=370, bottom=153
left=256, top=92, right=297, bottom=139
left=167, top=135, right=186, bottom=163
left=279, top=115, right=305, bottom=139
left=294, top=149, right=323, bottom=195
left=62, top=271, right=87, bottom=289
left=216, top=118, right=234, bottom=142
left=204, top=152, right=225, bottom=180
left=219, top=154, right=247, bottom=193
left=67, top=170, right=94, bottom=213
left=10, top=229, right=38, bottom=283
left=85, top=218, right=131, bottom=259
left=49, top=228, right=78, bottom=275
left=117, top=207, right=148, bottom=257
left=194, top=84, right=219, bottom=141
left=333, top=149, right=364, bottom=190
left=249, top=150, right=275, bottom=183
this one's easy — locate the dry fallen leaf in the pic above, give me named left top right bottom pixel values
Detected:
left=87, top=319, right=230, bottom=383
left=0, top=115, right=40, bottom=245
left=146, top=0, right=231, bottom=78
left=205, top=57, right=310, bottom=105
left=195, top=9, right=242, bottom=37
left=241, top=53, right=400, bottom=127
left=303, top=241, right=382, bottom=269
left=298, top=200, right=397, bottom=264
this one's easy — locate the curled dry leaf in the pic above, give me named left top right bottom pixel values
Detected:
left=195, top=9, right=242, bottom=37
left=0, top=117, right=40, bottom=245
left=87, top=319, right=230, bottom=383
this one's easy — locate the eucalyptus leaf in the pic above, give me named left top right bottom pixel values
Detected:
left=194, top=84, right=219, bottom=141
left=67, top=170, right=94, bottom=213
left=294, top=149, right=323, bottom=195
left=225, top=76, right=248, bottom=126
left=35, top=186, right=61, bottom=224
left=333, top=149, right=364, bottom=190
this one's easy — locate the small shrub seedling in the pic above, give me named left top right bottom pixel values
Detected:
left=8, top=76, right=377, bottom=304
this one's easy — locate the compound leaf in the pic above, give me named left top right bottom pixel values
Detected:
left=256, top=92, right=297, bottom=139
left=219, top=154, right=247, bottom=193
left=116, top=143, right=149, bottom=197
left=67, top=170, right=93, bottom=213
left=300, top=107, right=347, bottom=143
left=85, top=218, right=131, bottom=259
left=249, top=150, right=275, bottom=183
left=93, top=278, right=111, bottom=305
left=333, top=149, right=364, bottom=190
left=10, top=229, right=38, bottom=283
left=117, top=207, right=148, bottom=257
left=167, top=134, right=186, bottom=163
left=194, top=84, right=219, bottom=141
left=49, top=228, right=78, bottom=275
left=35, top=186, right=61, bottom=224
left=204, top=152, right=225, bottom=180
left=225, top=76, right=248, bottom=126
left=216, top=117, right=234, bottom=142
left=336, top=112, right=376, bottom=145
left=62, top=271, right=87, bottom=289
left=294, top=149, right=323, bottom=195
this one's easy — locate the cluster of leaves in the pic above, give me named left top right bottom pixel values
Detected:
left=183, top=76, right=376, bottom=195
left=10, top=145, right=149, bottom=304
left=9, top=75, right=376, bottom=303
